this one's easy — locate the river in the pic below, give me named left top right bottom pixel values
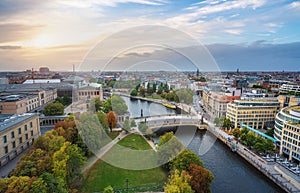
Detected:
left=122, top=96, right=284, bottom=193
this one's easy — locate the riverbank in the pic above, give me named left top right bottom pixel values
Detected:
left=209, top=124, right=300, bottom=193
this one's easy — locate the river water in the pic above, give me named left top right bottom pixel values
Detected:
left=122, top=96, right=284, bottom=193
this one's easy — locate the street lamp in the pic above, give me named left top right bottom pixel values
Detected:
left=126, top=178, right=129, bottom=193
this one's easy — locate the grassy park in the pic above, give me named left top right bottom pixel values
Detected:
left=81, top=134, right=167, bottom=193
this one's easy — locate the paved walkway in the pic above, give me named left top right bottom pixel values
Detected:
left=0, top=149, right=29, bottom=177
left=82, top=130, right=132, bottom=173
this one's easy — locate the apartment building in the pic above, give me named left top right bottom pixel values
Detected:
left=275, top=106, right=300, bottom=161
left=202, top=89, right=240, bottom=118
left=226, top=99, right=279, bottom=129
left=0, top=113, right=40, bottom=167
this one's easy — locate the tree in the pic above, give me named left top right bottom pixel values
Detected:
left=223, top=118, right=232, bottom=129
left=244, top=132, right=256, bottom=147
left=139, top=86, right=146, bottom=97
left=97, top=111, right=109, bottom=131
left=6, top=176, right=32, bottom=193
left=175, top=88, right=193, bottom=104
left=138, top=122, right=148, bottom=134
left=107, top=111, right=117, bottom=132
left=130, top=119, right=136, bottom=127
left=264, top=139, right=275, bottom=153
left=39, top=172, right=68, bottom=193
left=122, top=119, right=131, bottom=133
left=103, top=185, right=114, bottom=193
left=157, top=132, right=185, bottom=168
left=232, top=128, right=241, bottom=139
left=102, top=98, right=112, bottom=113
left=111, top=95, right=128, bottom=115
left=89, top=98, right=102, bottom=112
left=53, top=142, right=86, bottom=186
left=164, top=170, right=194, bottom=193
left=42, top=102, right=64, bottom=116
left=188, top=163, right=214, bottom=193
left=170, top=149, right=204, bottom=172
left=30, top=178, right=47, bottom=193
left=152, top=83, right=157, bottom=93
left=265, top=129, right=274, bottom=137
left=130, top=89, right=138, bottom=96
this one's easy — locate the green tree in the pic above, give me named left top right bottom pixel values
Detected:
left=30, top=178, right=47, bottom=193
left=122, top=119, right=131, bottom=133
left=138, top=122, right=148, bottom=134
left=42, top=102, right=64, bottom=116
left=89, top=98, right=102, bottom=112
left=265, top=129, right=274, bottom=137
left=223, top=118, right=232, bottom=129
left=111, top=95, right=128, bottom=115
left=157, top=132, right=185, bottom=168
left=245, top=132, right=256, bottom=147
left=164, top=170, right=194, bottom=193
left=103, top=185, right=114, bottom=193
left=97, top=111, right=109, bottom=131
left=39, top=172, right=68, bottom=193
left=232, top=128, right=241, bottom=139
left=175, top=88, right=193, bottom=104
left=188, top=163, right=214, bottom=193
left=130, top=89, right=138, bottom=96
left=264, top=139, right=275, bottom=153
left=130, top=119, right=136, bottom=127
left=53, top=142, right=86, bottom=186
left=102, top=98, right=112, bottom=113
left=170, top=149, right=204, bottom=172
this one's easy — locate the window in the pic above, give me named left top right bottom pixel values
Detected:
left=4, top=146, right=8, bottom=154
left=19, top=137, right=22, bottom=144
left=18, top=128, right=21, bottom=135
left=11, top=131, right=15, bottom=139
left=25, top=134, right=28, bottom=140
left=31, top=131, right=33, bottom=136
left=30, top=122, right=33, bottom=128
left=12, top=141, right=16, bottom=148
left=24, top=125, right=28, bottom=131
left=3, top=135, right=7, bottom=143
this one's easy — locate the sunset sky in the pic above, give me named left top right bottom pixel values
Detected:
left=0, top=0, right=300, bottom=71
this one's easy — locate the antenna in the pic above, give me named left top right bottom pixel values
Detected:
left=32, top=68, right=35, bottom=84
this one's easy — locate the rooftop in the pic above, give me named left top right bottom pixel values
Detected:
left=0, top=113, right=38, bottom=133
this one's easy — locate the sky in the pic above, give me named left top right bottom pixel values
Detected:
left=0, top=0, right=300, bottom=71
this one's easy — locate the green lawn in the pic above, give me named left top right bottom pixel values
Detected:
left=81, top=134, right=167, bottom=193
left=117, top=134, right=152, bottom=150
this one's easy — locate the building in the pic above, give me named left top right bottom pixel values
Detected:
left=280, top=84, right=300, bottom=95
left=278, top=95, right=300, bottom=109
left=226, top=99, right=279, bottom=129
left=275, top=106, right=300, bottom=161
left=0, top=113, right=40, bottom=167
left=77, top=84, right=103, bottom=102
left=0, top=95, right=27, bottom=114
left=202, top=89, right=240, bottom=118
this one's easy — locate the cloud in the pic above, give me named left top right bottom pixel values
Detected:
left=0, top=45, right=22, bottom=49
left=224, top=29, right=243, bottom=35
left=0, top=24, right=43, bottom=44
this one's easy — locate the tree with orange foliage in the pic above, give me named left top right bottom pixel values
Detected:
left=107, top=111, right=117, bottom=132
left=188, top=163, right=214, bottom=193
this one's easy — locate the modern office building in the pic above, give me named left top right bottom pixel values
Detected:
left=280, top=84, right=300, bottom=95
left=226, top=99, right=280, bottom=129
left=275, top=106, right=300, bottom=161
left=278, top=95, right=300, bottom=109
left=0, top=113, right=40, bottom=167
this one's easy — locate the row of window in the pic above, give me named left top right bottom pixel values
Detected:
left=2, top=122, right=33, bottom=143
left=3, top=131, right=34, bottom=154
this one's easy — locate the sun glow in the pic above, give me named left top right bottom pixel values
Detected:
left=23, top=34, right=59, bottom=48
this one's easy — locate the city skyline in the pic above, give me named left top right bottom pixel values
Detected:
left=0, top=0, right=300, bottom=71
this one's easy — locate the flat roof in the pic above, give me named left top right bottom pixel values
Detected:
left=0, top=113, right=38, bottom=133
left=23, top=79, right=61, bottom=84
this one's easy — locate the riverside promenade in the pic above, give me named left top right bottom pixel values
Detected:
left=207, top=121, right=300, bottom=193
